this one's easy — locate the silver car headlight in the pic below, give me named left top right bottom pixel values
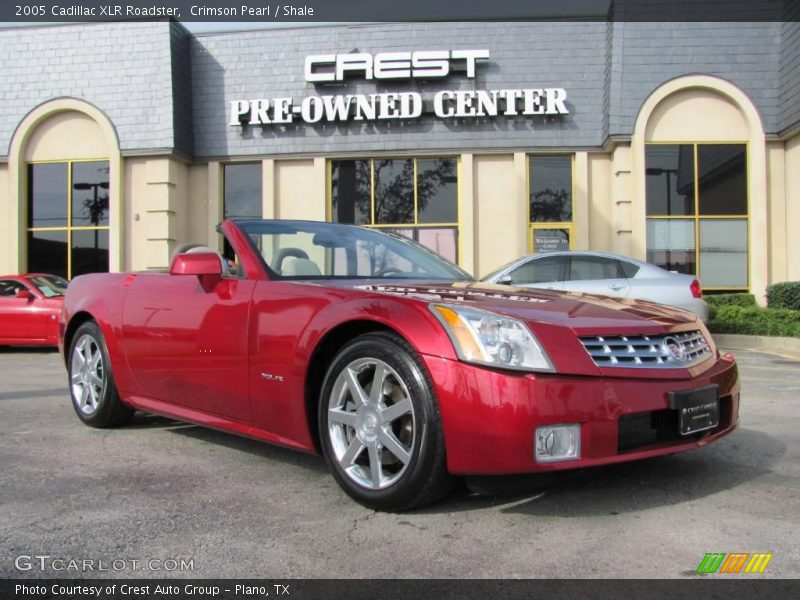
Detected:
left=430, top=304, right=555, bottom=373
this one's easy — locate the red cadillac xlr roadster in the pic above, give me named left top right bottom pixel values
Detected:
left=59, top=219, right=739, bottom=511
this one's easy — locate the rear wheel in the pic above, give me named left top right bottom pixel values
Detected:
left=68, top=321, right=134, bottom=428
left=318, top=332, right=452, bottom=511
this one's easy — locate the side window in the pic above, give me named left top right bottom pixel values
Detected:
left=618, top=259, right=641, bottom=279
left=225, top=254, right=244, bottom=278
left=569, top=256, right=622, bottom=281
left=0, top=280, right=26, bottom=297
left=508, top=256, right=566, bottom=284
left=220, top=235, right=245, bottom=279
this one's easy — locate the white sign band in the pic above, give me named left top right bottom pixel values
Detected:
left=231, top=49, right=570, bottom=128
left=230, top=89, right=569, bottom=126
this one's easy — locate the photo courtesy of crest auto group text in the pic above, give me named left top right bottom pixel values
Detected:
left=0, top=0, right=799, bottom=595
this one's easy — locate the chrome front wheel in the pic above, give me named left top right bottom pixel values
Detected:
left=328, top=357, right=416, bottom=491
left=319, top=332, right=452, bottom=511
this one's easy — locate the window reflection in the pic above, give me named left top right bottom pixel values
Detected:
left=223, top=163, right=263, bottom=262
left=645, top=145, right=694, bottom=216
left=699, top=219, right=748, bottom=287
left=698, top=145, right=747, bottom=215
left=71, top=229, right=109, bottom=278
left=529, top=156, right=572, bottom=222
left=645, top=143, right=748, bottom=289
left=646, top=219, right=696, bottom=275
left=374, top=159, right=414, bottom=224
left=224, top=163, right=263, bottom=219
left=72, top=161, right=109, bottom=226
left=417, top=158, right=457, bottom=224
left=27, top=231, right=68, bottom=279
left=330, top=157, right=460, bottom=263
left=28, top=163, right=68, bottom=228
left=387, top=227, right=458, bottom=264
left=331, top=160, right=370, bottom=225
left=27, top=160, right=110, bottom=279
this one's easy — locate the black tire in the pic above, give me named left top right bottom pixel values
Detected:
left=67, top=321, right=134, bottom=428
left=318, top=331, right=453, bottom=511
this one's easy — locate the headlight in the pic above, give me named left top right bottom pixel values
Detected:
left=430, top=304, right=555, bottom=372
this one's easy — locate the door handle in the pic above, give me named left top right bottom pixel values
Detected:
left=609, top=284, right=625, bottom=291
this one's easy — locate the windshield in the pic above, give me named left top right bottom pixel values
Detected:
left=26, top=275, right=69, bottom=297
left=235, top=220, right=473, bottom=281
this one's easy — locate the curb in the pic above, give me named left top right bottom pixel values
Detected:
left=712, top=333, right=800, bottom=361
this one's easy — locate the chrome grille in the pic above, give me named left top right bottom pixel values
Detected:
left=579, top=330, right=713, bottom=369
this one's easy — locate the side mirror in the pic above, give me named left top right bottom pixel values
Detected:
left=496, top=275, right=513, bottom=285
left=15, top=288, right=34, bottom=300
left=169, top=253, right=223, bottom=277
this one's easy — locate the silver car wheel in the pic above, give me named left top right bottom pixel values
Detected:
left=70, top=333, right=105, bottom=416
left=327, top=357, right=416, bottom=490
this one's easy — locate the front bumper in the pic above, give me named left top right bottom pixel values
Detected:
left=424, top=353, right=739, bottom=475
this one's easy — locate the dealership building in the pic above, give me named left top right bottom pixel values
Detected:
left=1, top=9, right=799, bottom=301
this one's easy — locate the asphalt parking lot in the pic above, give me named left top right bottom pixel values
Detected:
left=1, top=346, right=798, bottom=579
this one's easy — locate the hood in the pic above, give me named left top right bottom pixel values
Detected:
left=352, top=280, right=699, bottom=335
left=345, top=280, right=715, bottom=379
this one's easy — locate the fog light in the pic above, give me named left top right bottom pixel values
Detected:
left=535, top=424, right=580, bottom=462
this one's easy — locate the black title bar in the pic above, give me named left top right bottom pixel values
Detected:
left=0, top=0, right=794, bottom=23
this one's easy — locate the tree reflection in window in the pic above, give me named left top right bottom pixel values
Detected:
left=529, top=156, right=572, bottom=223
left=374, top=159, right=414, bottom=224
left=417, top=159, right=457, bottom=223
left=331, top=160, right=370, bottom=225
left=27, top=160, right=110, bottom=279
left=331, top=157, right=459, bottom=262
left=72, top=161, right=110, bottom=227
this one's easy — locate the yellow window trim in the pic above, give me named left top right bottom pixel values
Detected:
left=527, top=154, right=576, bottom=252
left=328, top=156, right=462, bottom=264
left=28, top=226, right=110, bottom=232
left=26, top=158, right=110, bottom=279
left=645, top=141, right=750, bottom=291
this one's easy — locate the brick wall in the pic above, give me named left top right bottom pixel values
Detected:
left=780, top=0, right=800, bottom=133
left=0, top=21, right=177, bottom=156
left=607, top=21, right=782, bottom=135
left=1, top=15, right=796, bottom=159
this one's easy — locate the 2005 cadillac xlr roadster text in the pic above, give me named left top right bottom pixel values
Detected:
left=59, top=219, right=739, bottom=511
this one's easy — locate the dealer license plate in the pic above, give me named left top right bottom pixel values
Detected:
left=668, top=384, right=720, bottom=436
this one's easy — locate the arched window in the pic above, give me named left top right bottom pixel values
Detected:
left=635, top=80, right=761, bottom=293
left=10, top=101, right=120, bottom=280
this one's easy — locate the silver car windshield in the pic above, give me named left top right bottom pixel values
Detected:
left=236, top=220, right=473, bottom=281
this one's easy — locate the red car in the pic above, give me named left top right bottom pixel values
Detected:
left=0, top=273, right=67, bottom=347
left=59, top=220, right=739, bottom=511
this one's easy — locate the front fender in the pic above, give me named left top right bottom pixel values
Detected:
left=61, top=274, right=139, bottom=399
left=296, top=294, right=457, bottom=368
